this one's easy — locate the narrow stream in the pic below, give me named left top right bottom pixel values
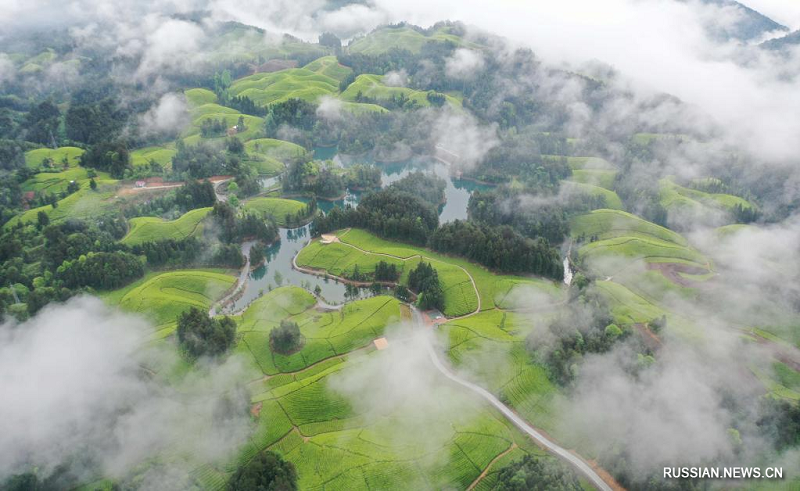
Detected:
left=563, top=258, right=573, bottom=286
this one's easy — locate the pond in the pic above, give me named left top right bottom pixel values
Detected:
left=231, top=151, right=494, bottom=312
left=229, top=225, right=368, bottom=312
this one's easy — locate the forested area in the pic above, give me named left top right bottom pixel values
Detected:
left=2, top=14, right=798, bottom=491
left=312, top=187, right=439, bottom=245
left=430, top=220, right=563, bottom=279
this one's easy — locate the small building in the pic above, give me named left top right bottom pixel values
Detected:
left=227, top=126, right=239, bottom=137
left=135, top=180, right=146, bottom=188
left=373, top=337, right=389, bottom=350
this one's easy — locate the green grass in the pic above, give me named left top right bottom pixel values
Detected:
left=245, top=138, right=307, bottom=162
left=242, top=198, right=307, bottom=226
left=21, top=167, right=112, bottom=194
left=659, top=178, right=755, bottom=213
left=569, top=169, right=617, bottom=190
left=347, top=25, right=478, bottom=55
left=237, top=288, right=403, bottom=375
left=130, top=146, right=177, bottom=169
left=296, top=229, right=563, bottom=316
left=6, top=184, right=119, bottom=229
left=562, top=180, right=623, bottom=210
left=229, top=68, right=339, bottom=107
left=579, top=235, right=708, bottom=270
left=120, top=207, right=212, bottom=246
left=189, top=102, right=240, bottom=118
left=185, top=110, right=265, bottom=143
left=184, top=88, right=218, bottom=106
left=595, top=280, right=669, bottom=325
left=245, top=156, right=285, bottom=176
left=340, top=101, right=390, bottom=115
left=24, top=146, right=84, bottom=169
left=302, top=55, right=353, bottom=82
left=340, top=74, right=461, bottom=109
left=297, top=239, right=477, bottom=317
left=244, top=346, right=540, bottom=491
left=570, top=209, right=688, bottom=246
left=101, top=269, right=235, bottom=336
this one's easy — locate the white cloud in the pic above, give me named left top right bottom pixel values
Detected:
left=445, top=48, right=484, bottom=79
left=0, top=297, right=255, bottom=482
left=138, top=92, right=191, bottom=137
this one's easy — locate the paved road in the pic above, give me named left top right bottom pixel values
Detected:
left=412, top=308, right=612, bottom=491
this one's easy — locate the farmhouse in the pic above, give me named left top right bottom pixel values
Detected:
left=373, top=337, right=389, bottom=350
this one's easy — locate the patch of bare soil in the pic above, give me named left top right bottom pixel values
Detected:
left=646, top=262, right=710, bottom=288
left=634, top=323, right=662, bottom=352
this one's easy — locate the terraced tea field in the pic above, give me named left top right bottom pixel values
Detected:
left=121, top=207, right=212, bottom=245
left=102, top=269, right=235, bottom=338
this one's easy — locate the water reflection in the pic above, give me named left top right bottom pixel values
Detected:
left=234, top=151, right=494, bottom=312
left=230, top=225, right=368, bottom=312
left=302, top=150, right=493, bottom=223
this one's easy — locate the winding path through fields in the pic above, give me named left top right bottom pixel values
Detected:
left=300, top=230, right=613, bottom=490
left=413, top=307, right=612, bottom=491
left=218, top=227, right=614, bottom=490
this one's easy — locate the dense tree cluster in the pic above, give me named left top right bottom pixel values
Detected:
left=270, top=319, right=302, bottom=354
left=228, top=95, right=266, bottom=116
left=474, top=133, right=572, bottom=188
left=283, top=160, right=345, bottom=198
left=23, top=101, right=60, bottom=145
left=56, top=251, right=144, bottom=290
left=172, top=141, right=240, bottom=178
left=407, top=261, right=444, bottom=311
left=387, top=171, right=445, bottom=206
left=175, top=179, right=217, bottom=209
left=177, top=306, right=237, bottom=358
left=314, top=188, right=439, bottom=245
left=228, top=450, right=298, bottom=491
left=374, top=260, right=400, bottom=282
left=65, top=98, right=126, bottom=144
left=318, top=32, right=341, bottom=49
left=200, top=118, right=228, bottom=138
left=80, top=141, right=132, bottom=179
left=0, top=139, right=26, bottom=171
left=345, top=164, right=382, bottom=190
left=430, top=220, right=563, bottom=279
left=491, top=455, right=582, bottom=491
left=526, top=284, right=620, bottom=385
left=0, top=217, right=136, bottom=318
left=468, top=189, right=571, bottom=244
left=211, top=202, right=278, bottom=244
left=283, top=160, right=380, bottom=199
left=756, top=398, right=800, bottom=451
left=131, top=237, right=203, bottom=267
left=265, top=98, right=317, bottom=137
